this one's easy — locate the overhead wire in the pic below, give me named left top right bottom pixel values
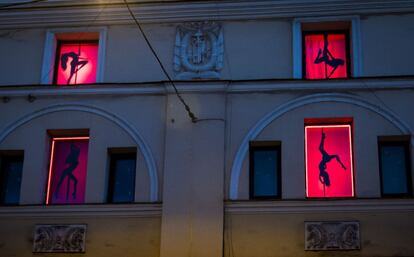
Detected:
left=123, top=0, right=198, bottom=123
left=0, top=0, right=47, bottom=9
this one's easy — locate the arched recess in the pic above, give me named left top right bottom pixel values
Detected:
left=229, top=93, right=413, bottom=200
left=0, top=103, right=159, bottom=202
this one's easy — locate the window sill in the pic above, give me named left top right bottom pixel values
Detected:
left=0, top=202, right=162, bottom=218
left=225, top=198, right=414, bottom=214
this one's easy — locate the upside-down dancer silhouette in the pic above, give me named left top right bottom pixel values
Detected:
left=60, top=52, right=88, bottom=84
left=318, top=129, right=346, bottom=187
left=55, top=143, right=80, bottom=201
left=314, top=34, right=345, bottom=78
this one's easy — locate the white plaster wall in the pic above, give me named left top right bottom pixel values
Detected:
left=160, top=93, right=225, bottom=257
left=0, top=29, right=44, bottom=85
left=0, top=95, right=166, bottom=203
left=104, top=24, right=172, bottom=83
left=1, top=14, right=414, bottom=85
left=226, top=91, right=414, bottom=200
left=361, top=13, right=414, bottom=76
left=222, top=20, right=292, bottom=79
left=104, top=20, right=292, bottom=82
left=224, top=211, right=414, bottom=257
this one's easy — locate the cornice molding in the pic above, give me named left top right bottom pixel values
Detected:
left=225, top=199, right=414, bottom=214
left=1, top=0, right=414, bottom=28
left=0, top=203, right=162, bottom=217
left=0, top=78, right=414, bottom=97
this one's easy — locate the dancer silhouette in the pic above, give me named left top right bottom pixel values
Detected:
left=60, top=51, right=88, bottom=84
left=318, top=129, right=346, bottom=187
left=55, top=143, right=80, bottom=200
left=314, top=34, right=345, bottom=78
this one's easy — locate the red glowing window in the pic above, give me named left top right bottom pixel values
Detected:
left=304, top=32, right=349, bottom=79
left=46, top=137, right=89, bottom=205
left=305, top=125, right=354, bottom=198
left=54, top=41, right=98, bottom=85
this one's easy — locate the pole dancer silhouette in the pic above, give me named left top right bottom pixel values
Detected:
left=60, top=51, right=88, bottom=84
left=318, top=129, right=347, bottom=195
left=314, top=34, right=345, bottom=78
left=55, top=143, right=80, bottom=201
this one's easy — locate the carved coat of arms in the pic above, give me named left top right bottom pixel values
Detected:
left=173, top=22, right=224, bottom=79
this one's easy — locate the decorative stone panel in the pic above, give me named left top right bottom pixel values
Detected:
left=173, top=21, right=224, bottom=80
left=33, top=224, right=86, bottom=253
left=305, top=221, right=360, bottom=250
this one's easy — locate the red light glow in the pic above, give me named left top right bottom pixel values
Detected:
left=305, top=125, right=354, bottom=198
left=55, top=42, right=98, bottom=85
left=46, top=137, right=89, bottom=205
left=305, top=34, right=348, bottom=79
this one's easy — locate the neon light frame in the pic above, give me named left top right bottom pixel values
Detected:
left=45, top=136, right=89, bottom=205
left=304, top=124, right=354, bottom=198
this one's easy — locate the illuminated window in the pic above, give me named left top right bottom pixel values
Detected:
left=41, top=29, right=106, bottom=85
left=46, top=136, right=89, bottom=205
left=303, top=31, right=350, bottom=79
left=54, top=41, right=99, bottom=85
left=305, top=124, right=354, bottom=198
left=0, top=151, right=24, bottom=205
left=107, top=149, right=136, bottom=203
left=249, top=142, right=281, bottom=199
left=378, top=137, right=412, bottom=197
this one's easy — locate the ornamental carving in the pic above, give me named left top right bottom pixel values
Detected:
left=173, top=21, right=224, bottom=79
left=33, top=224, right=86, bottom=253
left=305, top=221, right=360, bottom=250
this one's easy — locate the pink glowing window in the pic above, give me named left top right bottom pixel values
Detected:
left=54, top=41, right=98, bottom=85
left=304, top=32, right=349, bottom=79
left=46, top=137, right=89, bottom=205
left=305, top=124, right=354, bottom=198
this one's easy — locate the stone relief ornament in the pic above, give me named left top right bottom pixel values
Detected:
left=305, top=221, right=360, bottom=250
left=33, top=224, right=87, bottom=253
left=173, top=21, right=224, bottom=79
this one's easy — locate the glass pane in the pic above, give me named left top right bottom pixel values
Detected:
left=1, top=157, right=23, bottom=205
left=380, top=145, right=408, bottom=195
left=110, top=157, right=135, bottom=203
left=253, top=150, right=278, bottom=197
left=305, top=125, right=354, bottom=198
left=305, top=33, right=348, bottom=79
left=56, top=42, right=98, bottom=85
left=47, top=138, right=89, bottom=204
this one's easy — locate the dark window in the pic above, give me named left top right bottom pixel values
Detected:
left=378, top=138, right=412, bottom=197
left=107, top=150, right=136, bottom=203
left=249, top=142, right=281, bottom=199
left=0, top=152, right=24, bottom=205
left=54, top=41, right=99, bottom=85
left=303, top=31, right=350, bottom=79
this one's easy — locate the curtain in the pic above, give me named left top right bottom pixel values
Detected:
left=305, top=34, right=348, bottom=79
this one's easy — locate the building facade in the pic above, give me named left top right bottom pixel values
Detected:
left=0, top=0, right=414, bottom=256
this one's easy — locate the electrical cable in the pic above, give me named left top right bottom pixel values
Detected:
left=123, top=0, right=198, bottom=123
left=0, top=0, right=47, bottom=9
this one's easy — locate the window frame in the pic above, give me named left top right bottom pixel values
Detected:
left=292, top=16, right=362, bottom=79
left=304, top=119, right=355, bottom=199
left=378, top=136, right=412, bottom=198
left=0, top=150, right=24, bottom=206
left=40, top=28, right=107, bottom=85
left=52, top=40, right=100, bottom=85
left=302, top=30, right=351, bottom=79
left=45, top=132, right=90, bottom=205
left=249, top=141, right=282, bottom=200
left=107, top=148, right=137, bottom=204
